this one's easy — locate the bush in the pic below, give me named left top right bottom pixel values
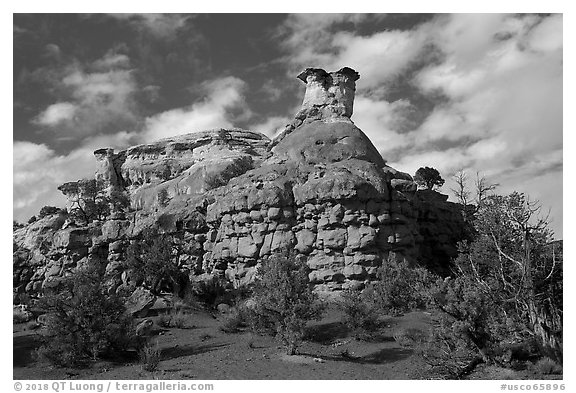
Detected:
left=125, top=230, right=185, bottom=296
left=249, top=255, right=324, bottom=355
left=36, top=267, right=135, bottom=368
left=338, top=289, right=380, bottom=340
left=533, top=357, right=563, bottom=375
left=414, top=166, right=445, bottom=190
left=420, top=274, right=527, bottom=378
left=64, top=179, right=110, bottom=225
left=372, top=253, right=438, bottom=316
left=157, top=313, right=172, bottom=328
left=170, top=310, right=187, bottom=328
left=38, top=206, right=63, bottom=218
left=220, top=310, right=246, bottom=334
left=158, top=309, right=188, bottom=329
left=393, top=327, right=429, bottom=348
left=140, top=341, right=161, bottom=372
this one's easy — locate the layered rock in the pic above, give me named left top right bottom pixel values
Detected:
left=13, top=67, right=471, bottom=299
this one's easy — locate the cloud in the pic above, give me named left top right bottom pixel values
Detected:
left=92, top=53, right=131, bottom=71
left=13, top=132, right=138, bottom=222
left=404, top=14, right=562, bottom=172
left=34, top=52, right=139, bottom=137
left=35, top=102, right=77, bottom=126
left=352, top=96, right=415, bottom=159
left=142, top=76, right=250, bottom=141
left=108, top=14, right=190, bottom=39
left=278, top=14, right=429, bottom=89
left=13, top=141, right=96, bottom=221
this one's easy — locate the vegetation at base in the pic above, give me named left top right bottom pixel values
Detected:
left=339, top=253, right=439, bottom=340
left=158, top=309, right=188, bottom=329
left=371, top=253, right=438, bottom=315
left=125, top=229, right=187, bottom=296
left=418, top=174, right=563, bottom=378
left=139, top=341, right=161, bottom=372
left=338, top=289, right=380, bottom=340
left=35, top=266, right=136, bottom=368
left=219, top=306, right=251, bottom=334
left=249, top=254, right=325, bottom=355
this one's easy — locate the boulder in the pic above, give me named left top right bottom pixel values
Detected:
left=135, top=319, right=154, bottom=337
left=125, top=287, right=157, bottom=317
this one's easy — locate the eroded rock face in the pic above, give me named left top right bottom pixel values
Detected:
left=13, top=67, right=471, bottom=298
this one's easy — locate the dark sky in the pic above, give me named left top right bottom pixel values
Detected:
left=14, top=14, right=434, bottom=154
left=13, top=13, right=563, bottom=237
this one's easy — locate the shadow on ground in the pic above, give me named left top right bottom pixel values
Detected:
left=14, top=334, right=42, bottom=367
left=305, top=321, right=349, bottom=343
left=302, top=347, right=413, bottom=365
left=161, top=342, right=230, bottom=361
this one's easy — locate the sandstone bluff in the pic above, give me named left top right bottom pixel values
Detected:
left=13, top=67, right=468, bottom=302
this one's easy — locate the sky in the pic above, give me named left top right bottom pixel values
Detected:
left=13, top=13, right=563, bottom=238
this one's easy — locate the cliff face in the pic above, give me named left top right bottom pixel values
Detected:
left=13, top=67, right=470, bottom=299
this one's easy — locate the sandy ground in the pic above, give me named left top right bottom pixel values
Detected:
left=13, top=308, right=561, bottom=380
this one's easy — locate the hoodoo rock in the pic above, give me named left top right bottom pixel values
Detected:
left=13, top=67, right=470, bottom=300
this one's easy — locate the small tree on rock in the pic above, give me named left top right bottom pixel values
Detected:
left=414, top=166, right=445, bottom=190
left=125, top=229, right=184, bottom=296
left=67, top=179, right=110, bottom=225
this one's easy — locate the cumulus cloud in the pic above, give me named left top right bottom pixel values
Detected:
left=34, top=52, right=138, bottom=137
left=142, top=76, right=251, bottom=141
left=278, top=14, right=430, bottom=90
left=352, top=96, right=415, bottom=159
left=13, top=132, right=138, bottom=223
left=35, top=102, right=77, bottom=126
left=108, top=14, right=190, bottom=39
left=405, top=14, right=562, bottom=173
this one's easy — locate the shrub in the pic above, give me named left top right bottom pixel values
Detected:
left=220, top=311, right=245, bottom=334
left=125, top=230, right=185, bottom=296
left=64, top=179, right=110, bottom=225
left=249, top=255, right=324, bottom=355
left=158, top=309, right=188, bottom=328
left=338, top=289, right=380, bottom=340
left=140, top=341, right=161, bottom=372
left=393, top=327, right=429, bottom=348
left=219, top=304, right=252, bottom=334
left=533, top=357, right=563, bottom=375
left=157, top=312, right=172, bottom=328
left=38, top=206, right=63, bottom=218
left=418, top=319, right=484, bottom=379
left=372, top=253, right=438, bottom=316
left=420, top=275, right=526, bottom=378
left=36, top=267, right=135, bottom=368
left=170, top=310, right=187, bottom=328
left=414, top=166, right=445, bottom=190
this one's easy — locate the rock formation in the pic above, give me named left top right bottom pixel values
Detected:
left=13, top=67, right=470, bottom=301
